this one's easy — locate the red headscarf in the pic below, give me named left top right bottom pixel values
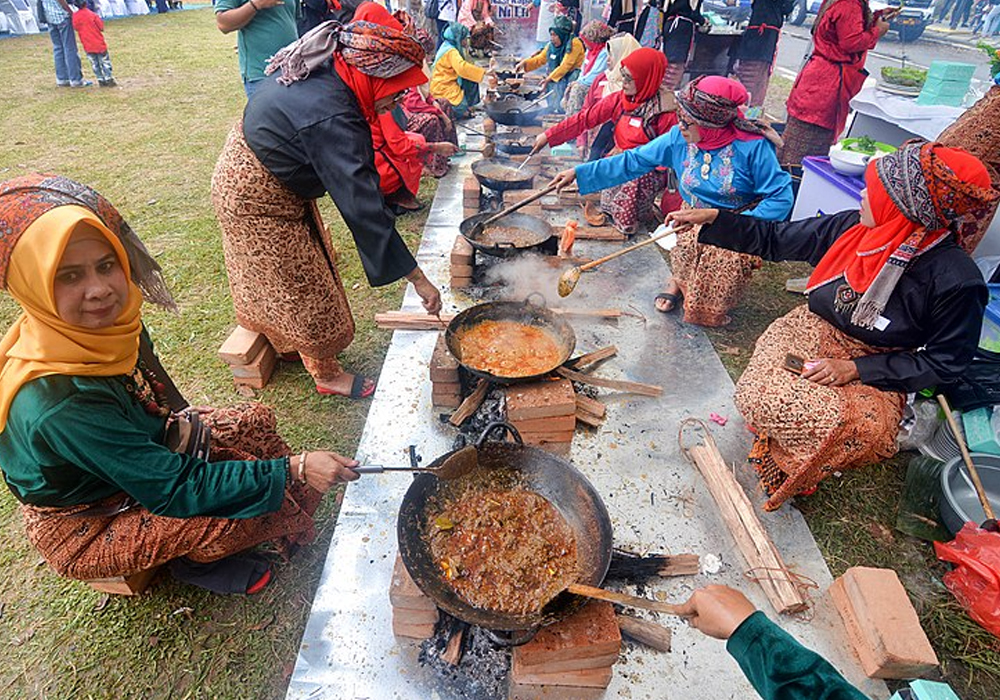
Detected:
left=677, top=75, right=766, bottom=151
left=808, top=142, right=999, bottom=328
left=335, top=3, right=427, bottom=123
left=620, top=48, right=667, bottom=110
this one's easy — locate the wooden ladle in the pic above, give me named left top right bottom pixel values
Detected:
left=558, top=225, right=676, bottom=297
left=352, top=444, right=478, bottom=481
left=566, top=582, right=687, bottom=616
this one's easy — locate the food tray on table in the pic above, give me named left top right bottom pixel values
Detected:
left=876, top=82, right=922, bottom=98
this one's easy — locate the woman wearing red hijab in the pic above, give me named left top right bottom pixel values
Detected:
left=668, top=142, right=998, bottom=510
left=534, top=48, right=678, bottom=234
left=212, top=3, right=442, bottom=400
left=552, top=76, right=793, bottom=326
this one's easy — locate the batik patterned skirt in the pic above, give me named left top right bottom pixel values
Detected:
left=599, top=169, right=667, bottom=235
left=734, top=306, right=905, bottom=510
left=21, top=404, right=323, bottom=581
left=777, top=115, right=835, bottom=167
left=669, top=206, right=761, bottom=326
left=212, top=122, right=355, bottom=382
left=405, top=100, right=458, bottom=178
left=734, top=59, right=771, bottom=108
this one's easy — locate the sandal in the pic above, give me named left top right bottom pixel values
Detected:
left=654, top=292, right=681, bottom=313
left=167, top=553, right=272, bottom=595
left=316, top=374, right=376, bottom=399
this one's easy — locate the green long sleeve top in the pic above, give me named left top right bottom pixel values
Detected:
left=727, top=612, right=868, bottom=700
left=0, top=374, right=288, bottom=519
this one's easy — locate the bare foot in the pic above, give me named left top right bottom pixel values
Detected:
left=654, top=279, right=682, bottom=313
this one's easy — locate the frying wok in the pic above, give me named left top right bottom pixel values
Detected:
left=444, top=297, right=575, bottom=383
left=397, top=422, right=613, bottom=636
left=459, top=211, right=553, bottom=257
left=485, top=95, right=547, bottom=127
left=492, top=132, right=535, bottom=155
left=471, top=157, right=540, bottom=192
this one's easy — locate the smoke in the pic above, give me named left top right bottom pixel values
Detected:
left=482, top=253, right=563, bottom=305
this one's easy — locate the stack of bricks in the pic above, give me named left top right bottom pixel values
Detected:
left=390, top=555, right=439, bottom=640
left=430, top=333, right=462, bottom=409
left=218, top=325, right=277, bottom=389
left=450, top=235, right=474, bottom=290
left=463, top=176, right=481, bottom=220
left=829, top=566, right=939, bottom=679
left=505, top=378, right=576, bottom=452
left=510, top=601, right=620, bottom=690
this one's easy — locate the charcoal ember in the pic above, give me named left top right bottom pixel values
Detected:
left=419, top=622, right=510, bottom=699
left=457, top=387, right=505, bottom=440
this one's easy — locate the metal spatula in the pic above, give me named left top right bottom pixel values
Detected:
left=352, top=445, right=478, bottom=481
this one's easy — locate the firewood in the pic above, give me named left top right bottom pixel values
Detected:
left=575, top=409, right=604, bottom=428
left=616, top=613, right=672, bottom=652
left=686, top=439, right=808, bottom=615
left=449, top=380, right=489, bottom=427
left=441, top=623, right=466, bottom=666
left=566, top=346, right=617, bottom=370
left=556, top=366, right=662, bottom=397
left=575, top=394, right=607, bottom=419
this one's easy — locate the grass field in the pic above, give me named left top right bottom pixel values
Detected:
left=1, top=9, right=999, bottom=700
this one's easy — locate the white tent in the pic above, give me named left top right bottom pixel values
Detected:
left=0, top=0, right=40, bottom=34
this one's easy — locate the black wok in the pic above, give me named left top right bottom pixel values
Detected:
left=397, top=423, right=613, bottom=638
left=485, top=95, right=547, bottom=127
left=492, top=132, right=535, bottom=155
left=471, top=157, right=539, bottom=192
left=459, top=211, right=553, bottom=258
left=444, top=297, right=575, bottom=383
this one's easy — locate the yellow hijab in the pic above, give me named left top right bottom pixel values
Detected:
left=0, top=206, right=143, bottom=431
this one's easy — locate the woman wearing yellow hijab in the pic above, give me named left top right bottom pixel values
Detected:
left=0, top=175, right=361, bottom=595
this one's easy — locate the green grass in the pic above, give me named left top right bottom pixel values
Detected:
left=0, top=10, right=434, bottom=698
left=1, top=11, right=999, bottom=700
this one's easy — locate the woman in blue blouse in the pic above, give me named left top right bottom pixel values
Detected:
left=552, top=76, right=793, bottom=327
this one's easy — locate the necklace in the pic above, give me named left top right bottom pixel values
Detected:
left=699, top=152, right=712, bottom=180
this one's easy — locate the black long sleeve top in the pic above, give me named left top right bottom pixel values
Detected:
left=242, top=63, right=417, bottom=287
left=700, top=209, right=988, bottom=393
left=736, top=0, right=793, bottom=62
left=662, top=0, right=706, bottom=63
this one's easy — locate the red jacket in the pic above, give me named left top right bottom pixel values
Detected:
left=371, top=112, right=427, bottom=196
left=545, top=92, right=677, bottom=152
left=786, top=0, right=881, bottom=134
left=72, top=7, right=107, bottom=54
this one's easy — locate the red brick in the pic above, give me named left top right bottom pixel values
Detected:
left=506, top=379, right=576, bottom=421
left=218, top=325, right=268, bottom=365
left=451, top=263, right=474, bottom=278
left=85, top=567, right=159, bottom=596
left=512, top=601, right=620, bottom=668
left=450, top=277, right=474, bottom=289
left=392, top=619, right=436, bottom=639
left=392, top=607, right=439, bottom=625
left=513, top=650, right=618, bottom=675
left=231, top=344, right=277, bottom=389
left=511, top=414, right=577, bottom=433
left=432, top=392, right=463, bottom=409
left=510, top=664, right=613, bottom=688
left=451, top=236, right=474, bottom=264
left=390, top=555, right=437, bottom=611
left=829, top=567, right=938, bottom=679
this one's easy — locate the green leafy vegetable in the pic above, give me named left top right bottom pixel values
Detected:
left=880, top=66, right=927, bottom=87
left=844, top=137, right=878, bottom=155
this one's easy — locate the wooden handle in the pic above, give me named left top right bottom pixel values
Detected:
left=937, top=394, right=996, bottom=520
left=579, top=227, right=675, bottom=273
left=478, top=182, right=560, bottom=228
left=567, top=583, right=685, bottom=615
left=615, top=613, right=672, bottom=652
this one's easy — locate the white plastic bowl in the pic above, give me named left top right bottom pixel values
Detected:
left=828, top=146, right=870, bottom=177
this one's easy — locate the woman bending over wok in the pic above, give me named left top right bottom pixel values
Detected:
left=667, top=142, right=998, bottom=511
left=0, top=175, right=361, bottom=594
left=552, top=76, right=793, bottom=326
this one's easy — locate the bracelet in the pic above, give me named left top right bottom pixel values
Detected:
left=248, top=0, right=259, bottom=10
left=297, top=451, right=308, bottom=484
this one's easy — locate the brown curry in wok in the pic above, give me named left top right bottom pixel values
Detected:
left=428, top=486, right=579, bottom=614
left=456, top=320, right=564, bottom=377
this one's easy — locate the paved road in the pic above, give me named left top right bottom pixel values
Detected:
left=773, top=23, right=994, bottom=87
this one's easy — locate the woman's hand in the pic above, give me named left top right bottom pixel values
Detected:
left=675, top=585, right=757, bottom=640
left=539, top=77, right=551, bottom=91
left=550, top=168, right=577, bottom=191
left=407, top=266, right=443, bottom=315
left=875, top=16, right=891, bottom=36
left=801, top=358, right=859, bottom=387
left=666, top=207, right=719, bottom=232
left=531, top=132, right=549, bottom=155
left=514, top=60, right=526, bottom=72
left=432, top=142, right=461, bottom=156
left=300, top=451, right=360, bottom=493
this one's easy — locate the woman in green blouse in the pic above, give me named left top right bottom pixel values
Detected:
left=0, top=175, right=360, bottom=595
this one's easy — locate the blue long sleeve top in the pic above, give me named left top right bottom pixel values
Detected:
left=578, top=48, right=608, bottom=88
left=575, top=127, right=794, bottom=221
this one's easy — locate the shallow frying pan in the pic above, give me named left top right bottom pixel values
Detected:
left=397, top=422, right=613, bottom=638
left=492, top=132, right=536, bottom=155
left=471, top=157, right=540, bottom=192
left=444, top=297, right=575, bottom=383
left=485, top=95, right=547, bottom=127
left=459, top=211, right=553, bottom=258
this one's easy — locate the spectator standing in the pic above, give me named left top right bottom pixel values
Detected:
left=41, top=0, right=91, bottom=87
left=950, top=0, right=974, bottom=27
left=733, top=0, right=796, bottom=108
left=215, top=0, right=298, bottom=98
left=71, top=0, right=116, bottom=87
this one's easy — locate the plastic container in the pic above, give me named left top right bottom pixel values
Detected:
left=978, top=284, right=1000, bottom=354
left=790, top=156, right=864, bottom=221
left=917, top=61, right=975, bottom=107
left=962, top=406, right=1000, bottom=456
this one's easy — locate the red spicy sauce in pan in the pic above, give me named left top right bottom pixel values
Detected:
left=458, top=320, right=563, bottom=377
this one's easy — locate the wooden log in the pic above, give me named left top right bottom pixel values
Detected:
left=441, top=624, right=466, bottom=666
left=575, top=409, right=604, bottom=428
left=616, top=613, right=672, bottom=652
left=575, top=394, right=607, bottom=419
left=556, top=366, right=662, bottom=397
left=449, top=380, right=490, bottom=427
left=686, top=441, right=808, bottom=615
left=565, top=346, right=617, bottom=370
left=575, top=227, right=626, bottom=241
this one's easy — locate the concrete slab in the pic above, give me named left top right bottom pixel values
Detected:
left=286, top=152, right=887, bottom=700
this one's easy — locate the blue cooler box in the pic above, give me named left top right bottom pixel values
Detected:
left=791, top=156, right=865, bottom=221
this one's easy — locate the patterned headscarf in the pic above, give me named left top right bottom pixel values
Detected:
left=807, top=142, right=999, bottom=329
left=676, top=75, right=774, bottom=150
left=0, top=174, right=174, bottom=310
left=579, top=19, right=613, bottom=44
